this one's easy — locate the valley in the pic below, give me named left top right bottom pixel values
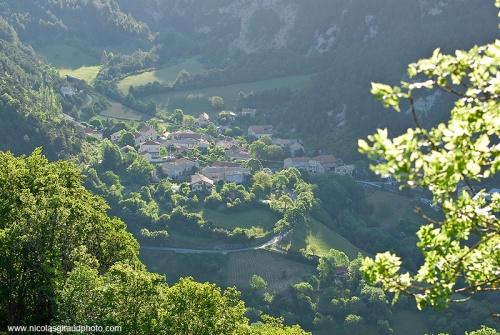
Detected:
left=0, top=1, right=499, bottom=334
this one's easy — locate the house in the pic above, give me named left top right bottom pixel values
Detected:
left=272, top=138, right=301, bottom=148
left=248, top=125, right=274, bottom=139
left=139, top=151, right=154, bottom=162
left=161, top=138, right=210, bottom=153
left=83, top=127, right=103, bottom=139
left=190, top=174, right=214, bottom=192
left=284, top=155, right=338, bottom=174
left=138, top=140, right=161, bottom=161
left=140, top=126, right=158, bottom=140
left=198, top=112, right=210, bottom=126
left=60, top=86, right=75, bottom=96
left=110, top=130, right=123, bottom=143
left=241, top=108, right=256, bottom=117
left=215, top=139, right=238, bottom=149
left=284, top=157, right=310, bottom=170
left=289, top=142, right=305, bottom=157
left=162, top=158, right=198, bottom=180
left=135, top=126, right=158, bottom=144
left=200, top=166, right=251, bottom=184
left=272, top=138, right=304, bottom=157
left=313, top=155, right=338, bottom=172
left=211, top=161, right=243, bottom=168
left=334, top=165, right=355, bottom=176
left=225, top=145, right=252, bottom=161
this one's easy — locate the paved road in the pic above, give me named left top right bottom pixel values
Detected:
left=140, top=232, right=287, bottom=254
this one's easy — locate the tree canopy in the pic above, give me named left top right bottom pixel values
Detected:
left=359, top=0, right=500, bottom=317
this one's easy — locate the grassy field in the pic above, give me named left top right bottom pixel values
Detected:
left=289, top=216, right=368, bottom=260
left=139, top=249, right=228, bottom=286
left=391, top=309, right=432, bottom=335
left=117, top=56, right=205, bottom=94
left=37, top=45, right=102, bottom=83
left=141, top=73, right=313, bottom=117
left=100, top=99, right=152, bottom=121
left=200, top=208, right=279, bottom=238
left=366, top=190, right=420, bottom=228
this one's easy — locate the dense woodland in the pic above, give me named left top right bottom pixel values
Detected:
left=0, top=1, right=499, bottom=334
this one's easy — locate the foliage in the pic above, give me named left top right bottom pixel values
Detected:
left=0, top=149, right=141, bottom=327
left=250, top=274, right=268, bottom=291
left=360, top=2, right=500, bottom=315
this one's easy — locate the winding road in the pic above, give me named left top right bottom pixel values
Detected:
left=140, top=232, right=287, bottom=254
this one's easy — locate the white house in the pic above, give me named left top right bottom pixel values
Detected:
left=161, top=158, right=198, bottom=180
left=139, top=140, right=161, bottom=161
left=60, top=86, right=75, bottom=96
left=198, top=112, right=210, bottom=126
left=200, top=166, right=251, bottom=184
left=248, top=125, right=274, bottom=139
left=110, top=130, right=123, bottom=143
left=241, top=108, right=256, bottom=117
left=284, top=155, right=338, bottom=174
left=190, top=174, right=214, bottom=192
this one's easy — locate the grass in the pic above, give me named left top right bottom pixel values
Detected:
left=100, top=99, right=153, bottom=121
left=391, top=309, right=432, bottom=335
left=117, top=56, right=205, bottom=94
left=37, top=45, right=102, bottom=83
left=289, top=216, right=368, bottom=260
left=199, top=208, right=279, bottom=238
left=139, top=248, right=228, bottom=286
left=225, top=250, right=315, bottom=292
left=366, top=190, right=420, bottom=228
left=141, top=73, right=313, bottom=117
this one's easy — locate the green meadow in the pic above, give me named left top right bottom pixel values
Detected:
left=289, top=216, right=368, bottom=260
left=141, top=73, right=313, bottom=117
left=366, top=189, right=421, bottom=228
left=117, top=56, right=205, bottom=94
left=37, top=45, right=101, bottom=83
left=200, top=207, right=279, bottom=239
left=100, top=99, right=153, bottom=121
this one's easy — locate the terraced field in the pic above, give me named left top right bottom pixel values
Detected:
left=226, top=249, right=315, bottom=291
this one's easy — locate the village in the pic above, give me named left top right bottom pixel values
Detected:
left=73, top=105, right=356, bottom=193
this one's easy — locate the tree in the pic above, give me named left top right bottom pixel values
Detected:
left=252, top=171, right=273, bottom=198
left=170, top=109, right=184, bottom=125
left=126, top=155, right=154, bottom=185
left=318, top=249, right=349, bottom=280
left=209, top=96, right=224, bottom=110
left=0, top=149, right=140, bottom=327
left=119, top=131, right=136, bottom=147
left=164, top=277, right=247, bottom=335
left=101, top=139, right=122, bottom=171
left=250, top=274, right=268, bottom=291
left=360, top=1, right=500, bottom=315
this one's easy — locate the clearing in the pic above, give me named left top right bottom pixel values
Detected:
left=200, top=208, right=279, bottom=239
left=100, top=99, right=152, bottom=121
left=140, top=73, right=313, bottom=117
left=117, top=56, right=205, bottom=94
left=289, top=216, right=368, bottom=260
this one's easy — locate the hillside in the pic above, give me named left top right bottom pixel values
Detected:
left=113, top=0, right=500, bottom=160
left=0, top=17, right=85, bottom=161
